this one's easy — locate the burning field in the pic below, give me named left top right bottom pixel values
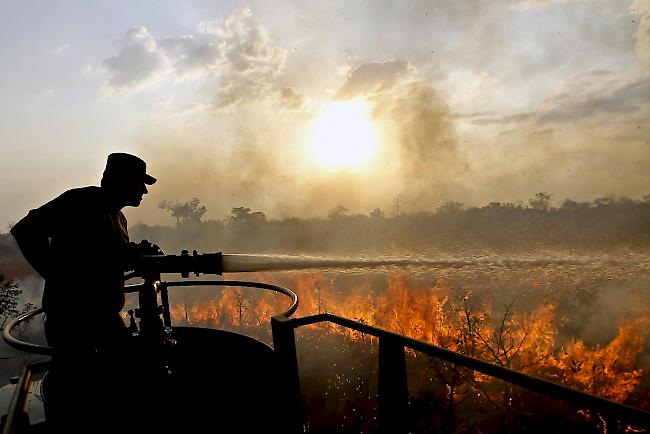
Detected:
left=152, top=251, right=650, bottom=433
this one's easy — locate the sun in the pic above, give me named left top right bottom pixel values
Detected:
left=309, top=98, right=379, bottom=169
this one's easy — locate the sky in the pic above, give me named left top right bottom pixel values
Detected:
left=1, top=0, right=649, bottom=227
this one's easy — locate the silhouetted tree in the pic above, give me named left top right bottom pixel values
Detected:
left=593, top=196, right=618, bottom=207
left=328, top=205, right=349, bottom=220
left=437, top=201, right=465, bottom=213
left=560, top=199, right=589, bottom=210
left=0, top=275, right=21, bottom=329
left=159, top=198, right=207, bottom=224
left=229, top=207, right=266, bottom=224
left=529, top=192, right=552, bottom=211
left=139, top=192, right=650, bottom=252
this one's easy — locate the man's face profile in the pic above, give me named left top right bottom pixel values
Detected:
left=120, top=179, right=148, bottom=207
left=102, top=153, right=155, bottom=208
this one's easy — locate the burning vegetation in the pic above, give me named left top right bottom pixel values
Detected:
left=164, top=270, right=649, bottom=433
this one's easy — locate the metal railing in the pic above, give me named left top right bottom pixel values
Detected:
left=271, top=312, right=650, bottom=434
left=2, top=309, right=51, bottom=356
left=4, top=284, right=650, bottom=434
left=1, top=279, right=298, bottom=434
left=3, top=280, right=298, bottom=357
left=158, top=280, right=299, bottom=322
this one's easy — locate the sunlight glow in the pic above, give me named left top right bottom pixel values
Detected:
left=309, top=99, right=379, bottom=169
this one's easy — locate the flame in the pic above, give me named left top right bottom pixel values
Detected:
left=165, top=271, right=646, bottom=412
left=551, top=323, right=644, bottom=402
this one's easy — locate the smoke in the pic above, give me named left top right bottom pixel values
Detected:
left=113, top=2, right=650, bottom=225
left=95, top=8, right=467, bottom=222
left=131, top=58, right=463, bottom=223
left=335, top=61, right=462, bottom=210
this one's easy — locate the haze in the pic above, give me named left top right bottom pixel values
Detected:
left=1, top=0, right=649, bottom=227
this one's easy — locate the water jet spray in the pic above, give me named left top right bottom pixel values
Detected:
left=130, top=250, right=591, bottom=277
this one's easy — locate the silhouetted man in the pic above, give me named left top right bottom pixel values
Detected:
left=11, top=152, right=155, bottom=351
left=11, top=153, right=157, bottom=432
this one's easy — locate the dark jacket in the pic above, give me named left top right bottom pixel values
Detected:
left=11, top=186, right=131, bottom=347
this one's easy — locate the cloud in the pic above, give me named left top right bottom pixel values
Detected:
left=539, top=73, right=650, bottom=122
left=335, top=61, right=409, bottom=100
left=447, top=65, right=650, bottom=207
left=632, top=0, right=650, bottom=64
left=455, top=70, right=650, bottom=126
left=459, top=111, right=539, bottom=125
left=100, top=8, right=288, bottom=106
left=201, top=7, right=287, bottom=108
left=158, top=35, right=224, bottom=79
left=102, top=27, right=169, bottom=93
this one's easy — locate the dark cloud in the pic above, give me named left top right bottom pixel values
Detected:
left=455, top=72, right=650, bottom=127
left=279, top=87, right=304, bottom=110
left=540, top=75, right=650, bottom=122
left=335, top=61, right=408, bottom=100
left=530, top=127, right=555, bottom=136
left=102, top=27, right=168, bottom=92
left=461, top=111, right=539, bottom=126
left=452, top=110, right=497, bottom=119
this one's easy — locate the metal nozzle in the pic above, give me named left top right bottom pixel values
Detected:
left=132, top=251, right=223, bottom=277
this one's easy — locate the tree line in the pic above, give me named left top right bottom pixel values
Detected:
left=128, top=193, right=650, bottom=253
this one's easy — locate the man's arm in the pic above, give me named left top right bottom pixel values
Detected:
left=10, top=213, right=52, bottom=279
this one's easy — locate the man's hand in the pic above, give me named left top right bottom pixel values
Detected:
left=134, top=240, right=164, bottom=256
left=123, top=240, right=164, bottom=272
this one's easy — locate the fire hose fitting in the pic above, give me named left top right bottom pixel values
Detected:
left=130, top=250, right=223, bottom=277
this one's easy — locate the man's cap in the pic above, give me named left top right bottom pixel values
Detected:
left=103, top=153, right=156, bottom=185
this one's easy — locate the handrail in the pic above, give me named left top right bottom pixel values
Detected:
left=287, top=313, right=650, bottom=427
left=2, top=280, right=298, bottom=356
left=2, top=308, right=52, bottom=356
left=161, top=280, right=298, bottom=318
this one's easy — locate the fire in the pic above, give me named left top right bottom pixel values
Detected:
left=166, top=271, right=647, bottom=430
left=552, top=324, right=644, bottom=402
